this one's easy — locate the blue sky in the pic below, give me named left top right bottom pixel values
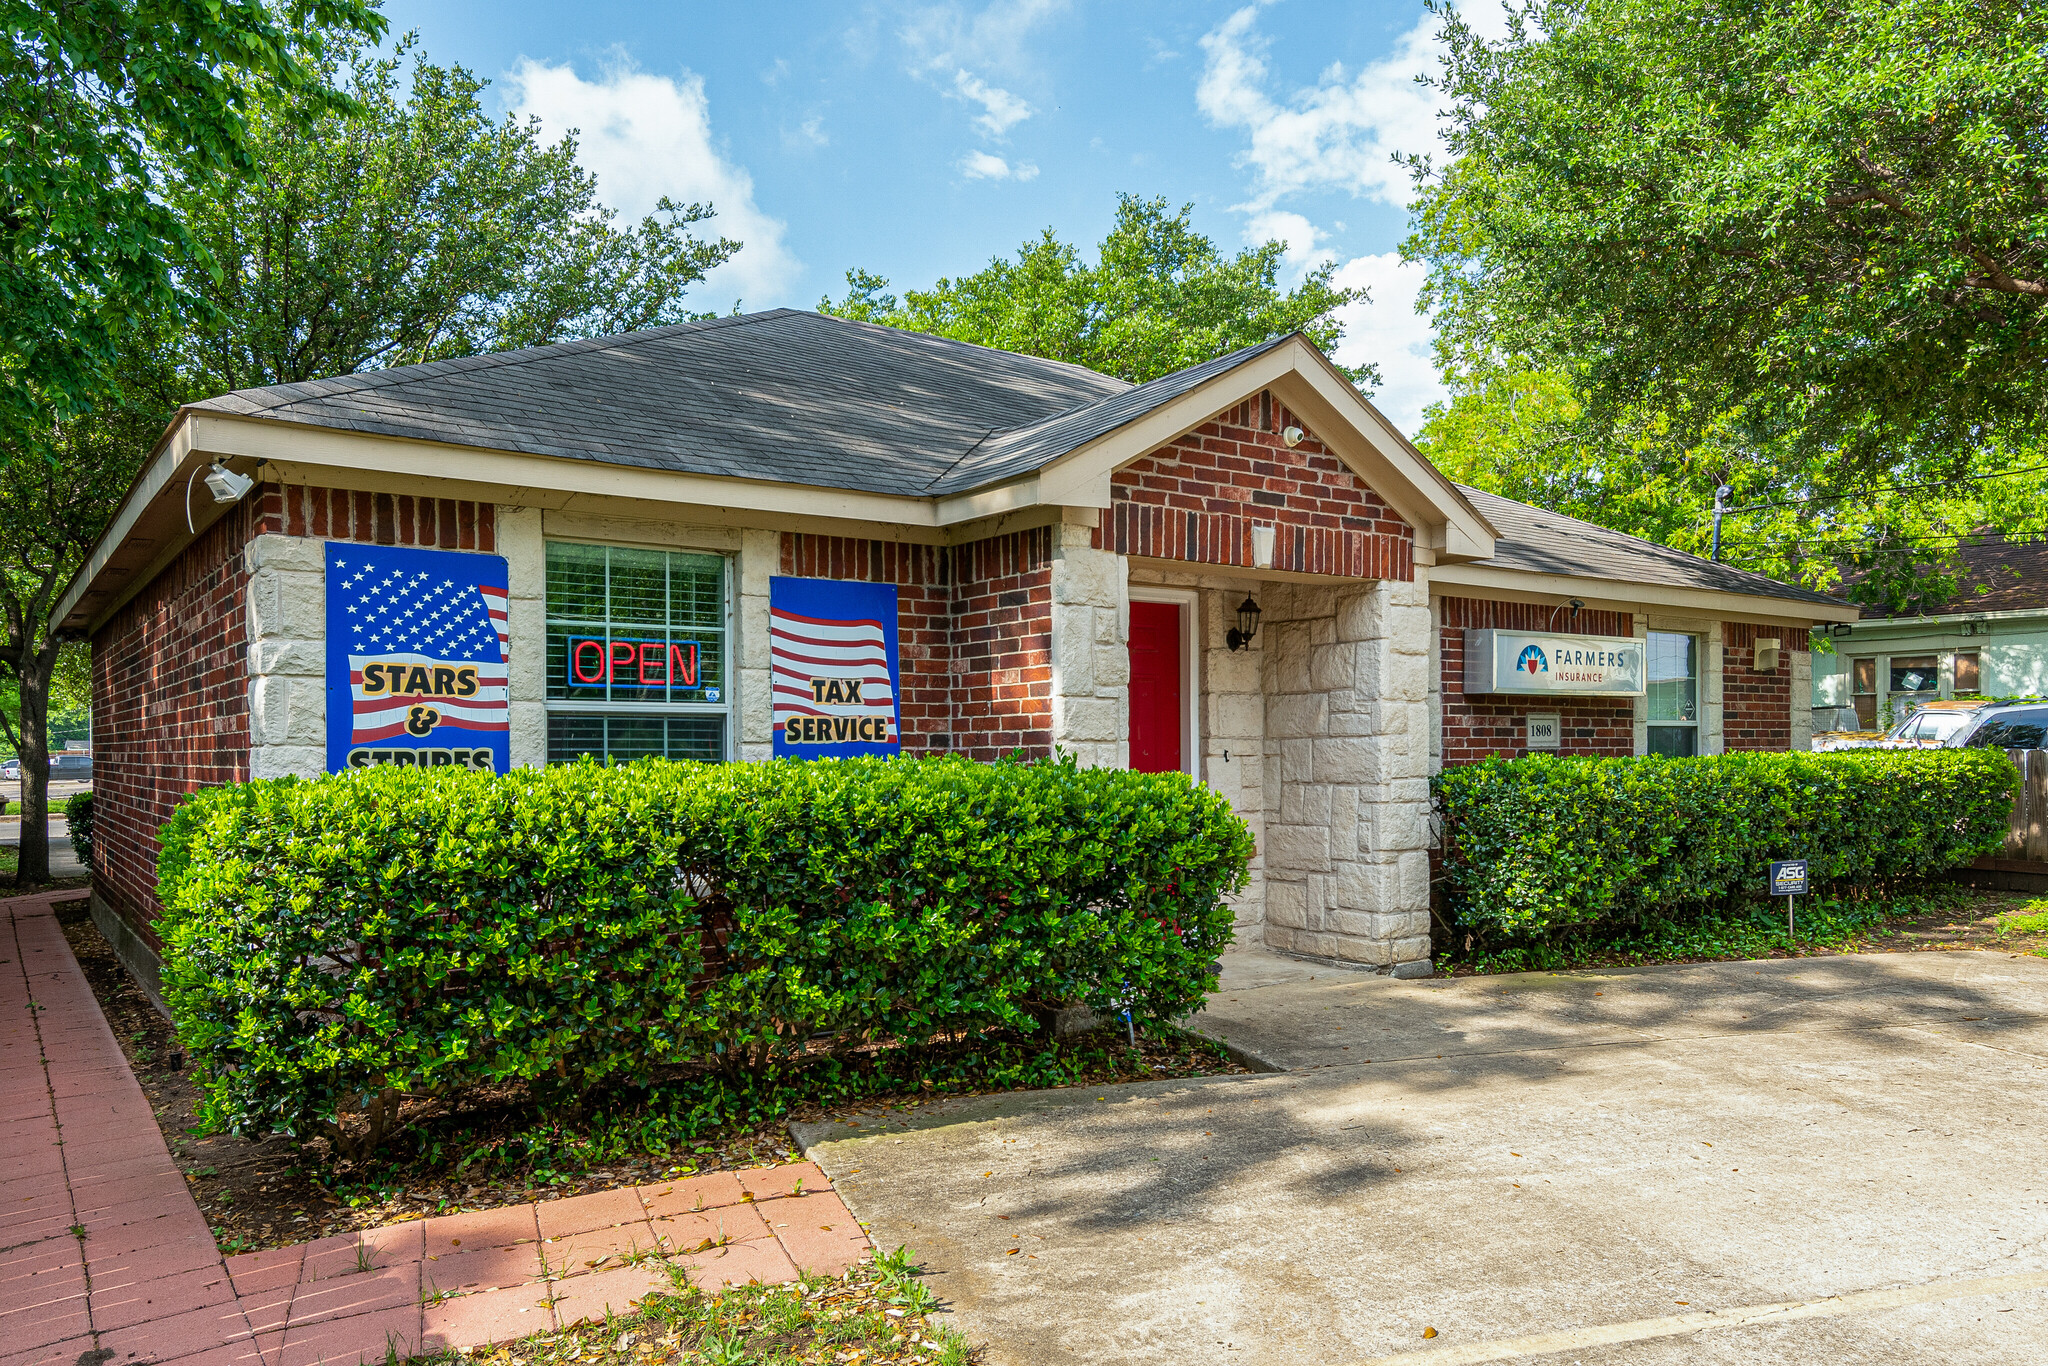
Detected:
left=382, top=0, right=1492, bottom=430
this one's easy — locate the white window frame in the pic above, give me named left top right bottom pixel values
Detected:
left=542, top=540, right=736, bottom=762
left=1127, top=586, right=1200, bottom=779
left=1645, top=628, right=1703, bottom=757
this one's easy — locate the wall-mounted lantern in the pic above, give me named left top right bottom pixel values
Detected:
left=1226, top=596, right=1262, bottom=652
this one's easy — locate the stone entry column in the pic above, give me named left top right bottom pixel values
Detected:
left=1261, top=574, right=1434, bottom=975
left=1048, top=522, right=1129, bottom=769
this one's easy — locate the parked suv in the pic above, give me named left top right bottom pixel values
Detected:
left=1818, top=698, right=2048, bottom=751
left=48, top=752, right=92, bottom=780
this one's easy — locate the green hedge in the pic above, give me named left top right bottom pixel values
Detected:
left=65, top=791, right=94, bottom=869
left=1435, top=749, right=2017, bottom=935
left=157, top=756, right=1253, bottom=1157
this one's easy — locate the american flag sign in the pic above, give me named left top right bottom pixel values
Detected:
left=770, top=577, right=901, bottom=757
left=324, top=543, right=512, bottom=773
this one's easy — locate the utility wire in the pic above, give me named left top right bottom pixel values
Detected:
left=1726, top=462, right=2048, bottom=514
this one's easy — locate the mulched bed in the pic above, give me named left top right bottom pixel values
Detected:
left=57, top=901, right=1246, bottom=1255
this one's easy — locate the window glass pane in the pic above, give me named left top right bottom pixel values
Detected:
left=545, top=544, right=728, bottom=703
left=670, top=554, right=726, bottom=629
left=1972, top=708, right=2048, bottom=750
left=546, top=542, right=607, bottom=622
left=1922, top=712, right=1971, bottom=742
left=1955, top=652, right=1981, bottom=694
left=608, top=547, right=668, bottom=625
left=1647, top=725, right=1697, bottom=757
left=547, top=713, right=728, bottom=764
left=1646, top=632, right=1698, bottom=724
left=1851, top=658, right=1876, bottom=695
left=1889, top=655, right=1939, bottom=693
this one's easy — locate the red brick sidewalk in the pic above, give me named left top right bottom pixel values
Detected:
left=1, top=892, right=869, bottom=1366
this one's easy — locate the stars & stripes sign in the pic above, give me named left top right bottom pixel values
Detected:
left=324, top=543, right=513, bottom=773
left=769, top=577, right=902, bottom=757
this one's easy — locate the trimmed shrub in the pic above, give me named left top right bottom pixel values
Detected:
left=65, top=790, right=94, bottom=870
left=1435, top=749, right=2017, bottom=935
left=157, top=756, right=1253, bottom=1157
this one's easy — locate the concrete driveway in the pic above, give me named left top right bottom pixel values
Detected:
left=793, top=948, right=2048, bottom=1365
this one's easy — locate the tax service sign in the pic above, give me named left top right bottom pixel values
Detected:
left=1462, top=629, right=1645, bottom=698
left=769, top=576, right=903, bottom=758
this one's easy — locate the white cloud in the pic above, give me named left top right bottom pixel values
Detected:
left=897, top=0, right=1066, bottom=79
left=783, top=115, right=829, bottom=150
left=1329, top=252, right=1444, bottom=434
left=507, top=57, right=801, bottom=309
left=1244, top=209, right=1331, bottom=285
left=1197, top=2, right=1510, bottom=210
left=959, top=150, right=1038, bottom=181
left=952, top=69, right=1032, bottom=138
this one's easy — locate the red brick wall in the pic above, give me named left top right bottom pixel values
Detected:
left=1439, top=597, right=1637, bottom=763
left=781, top=529, right=1054, bottom=762
left=89, top=493, right=272, bottom=951
left=278, top=484, right=495, bottom=550
left=1722, top=623, right=1808, bottom=753
left=1094, top=391, right=1414, bottom=580
left=88, top=481, right=501, bottom=949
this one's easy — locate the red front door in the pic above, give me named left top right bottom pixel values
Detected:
left=1129, top=601, right=1183, bottom=773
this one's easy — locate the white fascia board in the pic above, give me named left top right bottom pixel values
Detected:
left=188, top=412, right=946, bottom=530
left=51, top=418, right=199, bottom=629
left=1430, top=560, right=1857, bottom=625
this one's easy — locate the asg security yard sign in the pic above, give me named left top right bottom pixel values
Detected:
left=769, top=576, right=901, bottom=757
left=325, top=543, right=512, bottom=772
left=1769, top=859, right=1810, bottom=942
left=1463, top=630, right=1646, bottom=698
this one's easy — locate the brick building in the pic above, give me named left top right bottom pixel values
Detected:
left=55, top=311, right=1852, bottom=992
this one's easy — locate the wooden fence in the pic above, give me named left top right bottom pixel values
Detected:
left=1969, top=749, right=2048, bottom=888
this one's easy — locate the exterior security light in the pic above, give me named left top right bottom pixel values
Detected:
left=204, top=463, right=254, bottom=503
left=1828, top=622, right=1853, bottom=639
left=1226, top=596, right=1262, bottom=652
left=1281, top=425, right=1306, bottom=448
left=185, top=460, right=257, bottom=533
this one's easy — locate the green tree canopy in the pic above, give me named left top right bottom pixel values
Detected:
left=167, top=35, right=741, bottom=394
left=1406, top=0, right=2048, bottom=601
left=0, top=0, right=383, bottom=431
left=3, top=35, right=746, bottom=883
left=823, top=193, right=1377, bottom=388
left=1415, top=364, right=2048, bottom=610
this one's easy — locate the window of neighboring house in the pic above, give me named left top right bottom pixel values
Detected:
left=1955, top=650, right=1982, bottom=695
left=1646, top=631, right=1700, bottom=756
left=1851, top=657, right=1877, bottom=729
left=544, top=542, right=731, bottom=763
left=1889, top=654, right=1941, bottom=696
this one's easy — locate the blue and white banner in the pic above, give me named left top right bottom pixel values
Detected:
left=325, top=543, right=512, bottom=773
left=770, top=577, right=901, bottom=758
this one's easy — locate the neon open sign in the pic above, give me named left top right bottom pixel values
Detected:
left=567, top=636, right=701, bottom=689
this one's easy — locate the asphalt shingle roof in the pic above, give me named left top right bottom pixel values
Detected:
left=196, top=309, right=1133, bottom=498
left=191, top=307, right=1843, bottom=610
left=1456, top=485, right=1845, bottom=608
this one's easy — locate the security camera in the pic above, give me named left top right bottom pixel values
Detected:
left=204, top=463, right=255, bottom=503
left=1281, top=426, right=1305, bottom=448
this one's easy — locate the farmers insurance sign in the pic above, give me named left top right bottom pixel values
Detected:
left=1462, top=629, right=1645, bottom=698
left=769, top=577, right=903, bottom=757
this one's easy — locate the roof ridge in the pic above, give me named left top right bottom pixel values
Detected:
left=804, top=309, right=1133, bottom=391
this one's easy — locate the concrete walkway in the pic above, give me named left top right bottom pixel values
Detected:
left=797, top=944, right=2048, bottom=1365
left=1, top=892, right=870, bottom=1366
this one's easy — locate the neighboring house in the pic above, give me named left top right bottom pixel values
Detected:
left=1813, top=536, right=2048, bottom=730
left=55, top=310, right=1851, bottom=991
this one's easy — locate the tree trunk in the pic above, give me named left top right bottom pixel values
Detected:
left=12, top=644, right=54, bottom=885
